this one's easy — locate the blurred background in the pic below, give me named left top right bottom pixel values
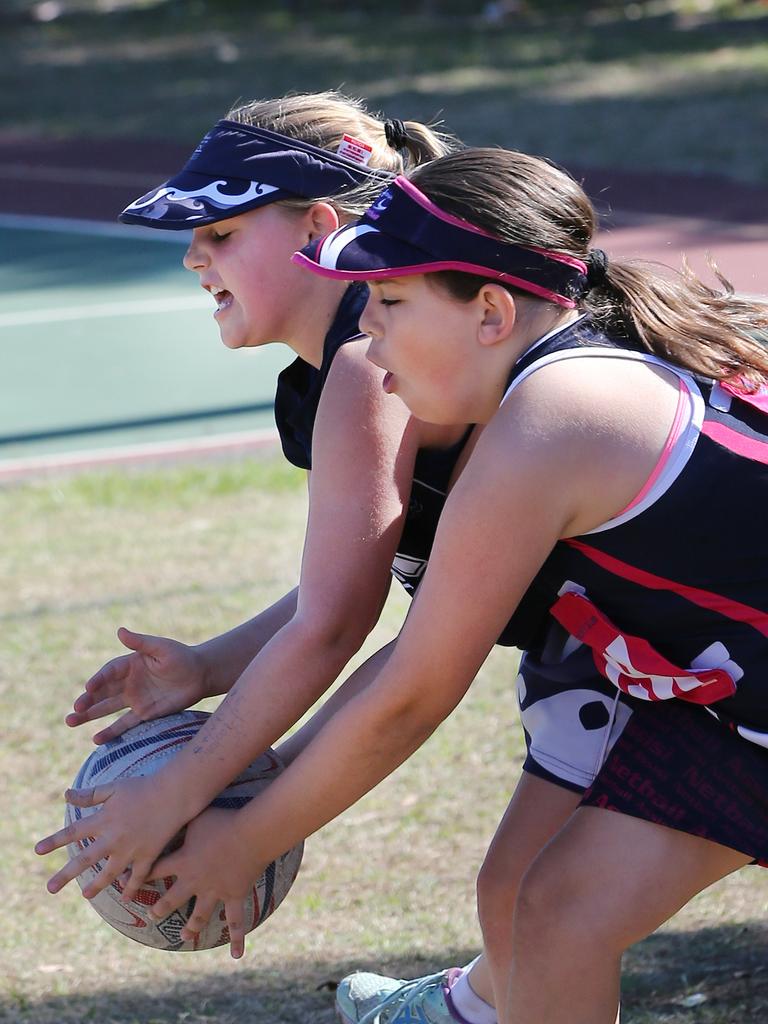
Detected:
left=0, top=0, right=765, bottom=178
left=1, top=0, right=766, bottom=473
left=2, top=0, right=767, bottom=180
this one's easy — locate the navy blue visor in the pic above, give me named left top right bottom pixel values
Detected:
left=294, top=176, right=588, bottom=308
left=119, top=120, right=393, bottom=230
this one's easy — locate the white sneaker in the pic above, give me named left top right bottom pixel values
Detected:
left=338, top=969, right=465, bottom=1024
left=336, top=972, right=406, bottom=1024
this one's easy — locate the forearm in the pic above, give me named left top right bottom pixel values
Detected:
left=275, top=639, right=395, bottom=766
left=194, top=588, right=298, bottom=697
left=157, top=614, right=370, bottom=822
left=234, top=661, right=449, bottom=866
left=233, top=570, right=504, bottom=864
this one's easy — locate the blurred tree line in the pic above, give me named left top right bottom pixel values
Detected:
left=1, top=0, right=758, bottom=22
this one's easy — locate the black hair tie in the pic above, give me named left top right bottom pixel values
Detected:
left=384, top=118, right=410, bottom=151
left=586, top=248, right=609, bottom=290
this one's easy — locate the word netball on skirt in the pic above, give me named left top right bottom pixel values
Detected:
left=581, top=696, right=768, bottom=865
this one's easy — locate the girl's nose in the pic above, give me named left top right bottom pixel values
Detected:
left=359, top=295, right=378, bottom=339
left=183, top=237, right=207, bottom=271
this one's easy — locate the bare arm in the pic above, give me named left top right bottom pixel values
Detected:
left=205, top=405, right=580, bottom=863
left=38, top=339, right=420, bottom=892
left=162, top=341, right=417, bottom=808
left=193, top=588, right=300, bottom=696
left=274, top=638, right=396, bottom=766
left=218, top=354, right=681, bottom=862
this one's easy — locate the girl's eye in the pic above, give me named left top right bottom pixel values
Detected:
left=211, top=230, right=231, bottom=243
left=380, top=298, right=400, bottom=307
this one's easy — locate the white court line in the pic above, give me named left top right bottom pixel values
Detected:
left=0, top=211, right=189, bottom=242
left=0, top=212, right=277, bottom=479
left=0, top=294, right=210, bottom=327
left=0, top=428, right=280, bottom=482
left=1, top=213, right=202, bottom=325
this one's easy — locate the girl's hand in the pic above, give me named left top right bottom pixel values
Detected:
left=34, top=775, right=184, bottom=899
left=66, top=627, right=209, bottom=743
left=146, top=806, right=260, bottom=960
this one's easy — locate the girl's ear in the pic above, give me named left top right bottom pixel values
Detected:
left=477, top=284, right=516, bottom=347
left=305, top=202, right=340, bottom=242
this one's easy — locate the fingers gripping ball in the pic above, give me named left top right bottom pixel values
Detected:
left=64, top=711, right=303, bottom=951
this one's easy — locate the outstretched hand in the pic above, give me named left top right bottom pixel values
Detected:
left=34, top=775, right=185, bottom=900
left=146, top=806, right=262, bottom=960
left=66, top=627, right=208, bottom=743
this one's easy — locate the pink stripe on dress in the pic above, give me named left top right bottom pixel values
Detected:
left=615, top=379, right=691, bottom=517
left=565, top=539, right=768, bottom=638
left=701, top=421, right=768, bottom=464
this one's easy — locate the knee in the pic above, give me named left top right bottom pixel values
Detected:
left=513, top=856, right=626, bottom=959
left=511, top=859, right=582, bottom=959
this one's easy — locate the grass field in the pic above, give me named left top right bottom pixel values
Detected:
left=3, top=456, right=768, bottom=1024
left=3, top=0, right=768, bottom=182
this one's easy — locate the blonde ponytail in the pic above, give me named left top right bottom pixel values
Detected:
left=228, top=91, right=456, bottom=218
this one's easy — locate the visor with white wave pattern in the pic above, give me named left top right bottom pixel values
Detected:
left=293, top=176, right=588, bottom=308
left=119, top=120, right=393, bottom=230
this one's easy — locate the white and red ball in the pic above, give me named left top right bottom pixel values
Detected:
left=65, top=710, right=303, bottom=951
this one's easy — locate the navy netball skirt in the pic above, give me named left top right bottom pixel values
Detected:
left=581, top=697, right=768, bottom=865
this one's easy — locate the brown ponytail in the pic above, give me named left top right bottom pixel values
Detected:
left=585, top=258, right=768, bottom=387
left=409, top=149, right=768, bottom=386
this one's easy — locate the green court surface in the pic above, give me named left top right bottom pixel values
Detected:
left=0, top=216, right=292, bottom=467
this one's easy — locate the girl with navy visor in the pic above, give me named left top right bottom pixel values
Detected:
left=35, top=92, right=468, bottom=945
left=293, top=152, right=768, bottom=1024
left=35, top=95, right=656, bottom=1018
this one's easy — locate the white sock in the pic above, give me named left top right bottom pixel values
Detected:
left=448, top=961, right=497, bottom=1024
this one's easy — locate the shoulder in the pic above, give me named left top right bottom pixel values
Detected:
left=325, top=333, right=378, bottom=378
left=500, top=347, right=682, bottom=444
left=467, top=353, right=684, bottom=536
left=321, top=336, right=399, bottom=417
left=313, top=338, right=416, bottom=467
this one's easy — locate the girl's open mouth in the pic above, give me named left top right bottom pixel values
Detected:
left=211, top=287, right=233, bottom=312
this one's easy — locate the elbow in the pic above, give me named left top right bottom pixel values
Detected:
left=288, top=607, right=375, bottom=667
left=366, top=690, right=449, bottom=766
left=370, top=672, right=457, bottom=755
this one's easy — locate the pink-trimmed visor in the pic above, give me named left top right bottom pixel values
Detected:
left=293, top=176, right=588, bottom=308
